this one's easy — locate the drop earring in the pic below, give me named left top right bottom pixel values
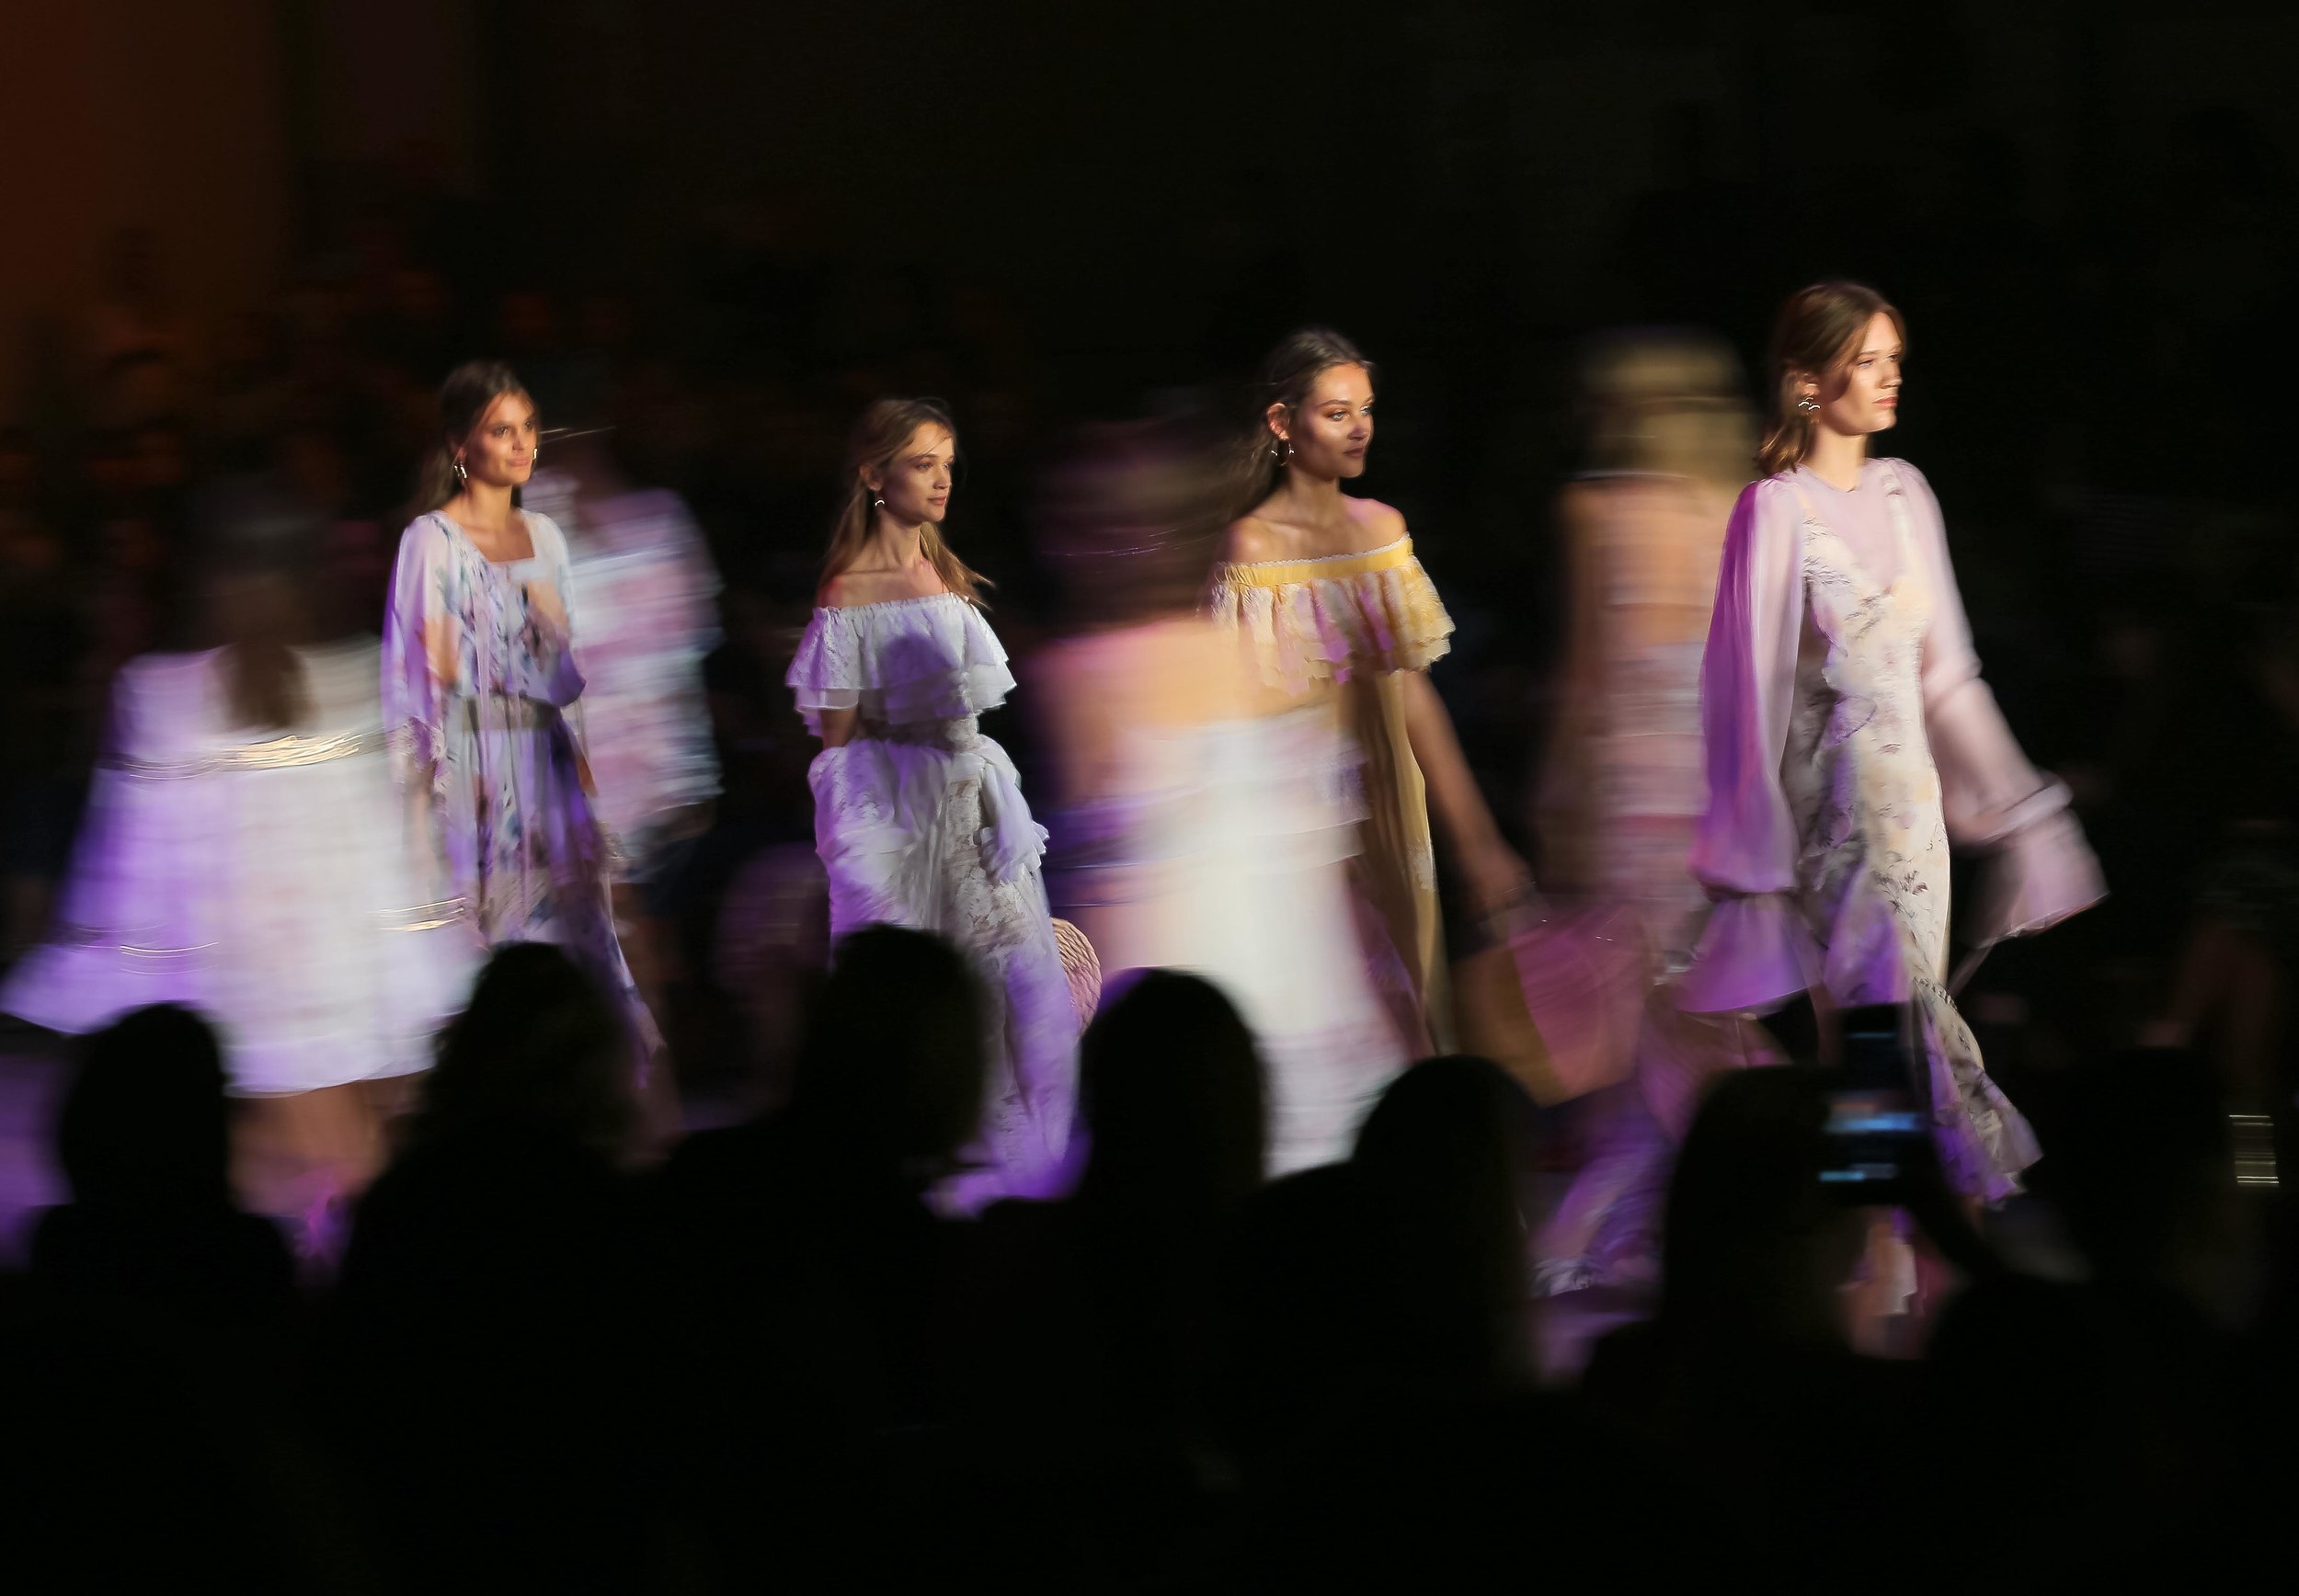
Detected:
left=453, top=458, right=469, bottom=482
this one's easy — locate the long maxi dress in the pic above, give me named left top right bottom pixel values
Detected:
left=785, top=592, right=1081, bottom=1206
left=1532, top=472, right=1741, bottom=1285
left=382, top=510, right=651, bottom=1041
left=1207, top=535, right=1457, bottom=1057
left=0, top=640, right=476, bottom=1094
left=1680, top=458, right=2103, bottom=1199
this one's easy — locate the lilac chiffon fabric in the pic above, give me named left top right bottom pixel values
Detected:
left=382, top=512, right=650, bottom=1040
left=1679, top=460, right=2103, bottom=1198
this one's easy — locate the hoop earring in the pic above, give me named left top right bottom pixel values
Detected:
left=873, top=496, right=886, bottom=508
left=1269, top=438, right=1293, bottom=463
left=1795, top=398, right=1820, bottom=415
left=453, top=459, right=469, bottom=482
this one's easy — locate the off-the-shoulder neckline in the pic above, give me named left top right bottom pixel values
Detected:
left=1216, top=535, right=1412, bottom=572
left=813, top=590, right=969, bottom=616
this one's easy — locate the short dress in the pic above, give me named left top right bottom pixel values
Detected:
left=2, top=641, right=477, bottom=1093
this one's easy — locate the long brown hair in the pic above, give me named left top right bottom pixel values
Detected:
left=410, top=359, right=532, bottom=520
left=1754, top=282, right=1906, bottom=478
left=817, top=398, right=988, bottom=606
left=1040, top=415, right=1232, bottom=628
left=217, top=569, right=310, bottom=731
left=1234, top=327, right=1377, bottom=516
left=194, top=476, right=317, bottom=731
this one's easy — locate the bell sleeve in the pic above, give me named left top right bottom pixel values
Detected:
left=1899, top=464, right=2105, bottom=940
left=382, top=517, right=462, bottom=804
left=1676, top=480, right=1822, bottom=1014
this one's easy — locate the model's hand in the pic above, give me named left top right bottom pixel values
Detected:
left=1463, top=841, right=1537, bottom=924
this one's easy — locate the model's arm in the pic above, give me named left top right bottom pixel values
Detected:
left=815, top=705, right=859, bottom=749
left=1401, top=667, right=1531, bottom=918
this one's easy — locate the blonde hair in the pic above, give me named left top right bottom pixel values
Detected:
left=1755, top=282, right=1906, bottom=477
left=1581, top=331, right=1754, bottom=489
left=818, top=398, right=988, bottom=606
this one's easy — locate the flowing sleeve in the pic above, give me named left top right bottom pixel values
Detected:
left=786, top=607, right=859, bottom=737
left=382, top=517, right=460, bottom=802
left=519, top=512, right=588, bottom=712
left=1897, top=463, right=2105, bottom=939
left=1676, top=480, right=1819, bottom=1014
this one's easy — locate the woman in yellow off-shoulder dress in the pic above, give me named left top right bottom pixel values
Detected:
left=1208, top=330, right=1532, bottom=1055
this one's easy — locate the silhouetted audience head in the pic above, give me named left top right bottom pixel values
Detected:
left=1660, top=1066, right=1864, bottom=1341
left=1075, top=969, right=1267, bottom=1219
left=792, top=924, right=987, bottom=1178
left=37, top=1005, right=293, bottom=1330
left=56, top=1005, right=232, bottom=1210
left=1350, top=1055, right=1534, bottom=1394
left=411, top=941, right=632, bottom=1157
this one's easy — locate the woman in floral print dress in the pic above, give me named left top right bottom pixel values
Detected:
left=1683, top=283, right=2106, bottom=1214
left=1683, top=285, right=2101, bottom=1202
left=383, top=362, right=650, bottom=1050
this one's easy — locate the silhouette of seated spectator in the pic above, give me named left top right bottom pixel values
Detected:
left=4, top=1005, right=354, bottom=1590
left=647, top=923, right=989, bottom=1590
left=1579, top=1066, right=1923, bottom=1590
left=316, top=942, right=658, bottom=1594
left=942, top=969, right=1269, bottom=1590
left=31, top=1004, right=297, bottom=1329
left=1926, top=1047, right=2244, bottom=1585
left=1225, top=1057, right=1661, bottom=1587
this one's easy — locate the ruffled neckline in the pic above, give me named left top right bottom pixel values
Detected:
left=787, top=592, right=1016, bottom=734
left=812, top=590, right=970, bottom=617
left=1207, top=538, right=1452, bottom=693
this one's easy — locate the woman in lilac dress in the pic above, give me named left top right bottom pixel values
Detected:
left=785, top=399, right=1079, bottom=1209
left=1682, top=283, right=2102, bottom=1203
left=382, top=362, right=650, bottom=1054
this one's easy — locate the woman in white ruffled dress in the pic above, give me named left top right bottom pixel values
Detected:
left=786, top=399, right=1079, bottom=1209
left=1035, top=422, right=1406, bottom=1174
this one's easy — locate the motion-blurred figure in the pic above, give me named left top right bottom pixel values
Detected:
left=1530, top=331, right=1757, bottom=1293
left=522, top=427, right=721, bottom=1058
left=3, top=481, right=476, bottom=1240
left=1035, top=418, right=1405, bottom=1174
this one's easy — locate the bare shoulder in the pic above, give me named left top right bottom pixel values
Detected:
left=1344, top=496, right=1410, bottom=545
left=1220, top=514, right=1290, bottom=565
left=816, top=571, right=875, bottom=609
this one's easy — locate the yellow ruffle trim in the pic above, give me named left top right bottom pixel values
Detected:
left=1207, top=537, right=1454, bottom=695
